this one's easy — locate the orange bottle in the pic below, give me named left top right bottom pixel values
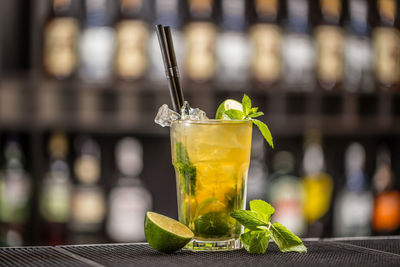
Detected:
left=372, top=147, right=400, bottom=234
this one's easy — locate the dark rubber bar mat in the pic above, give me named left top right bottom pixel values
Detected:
left=330, top=237, right=400, bottom=256
left=2, top=239, right=400, bottom=267
left=0, top=246, right=97, bottom=267
left=59, top=241, right=400, bottom=267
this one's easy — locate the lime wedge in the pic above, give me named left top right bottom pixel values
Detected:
left=145, top=212, right=194, bottom=253
left=193, top=212, right=232, bottom=238
left=215, top=99, right=243, bottom=119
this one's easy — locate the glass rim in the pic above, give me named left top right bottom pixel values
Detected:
left=171, top=119, right=252, bottom=125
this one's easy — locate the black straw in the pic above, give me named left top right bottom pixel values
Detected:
left=164, top=26, right=184, bottom=108
left=155, top=24, right=180, bottom=113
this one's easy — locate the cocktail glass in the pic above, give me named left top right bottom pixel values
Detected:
left=170, top=120, right=252, bottom=251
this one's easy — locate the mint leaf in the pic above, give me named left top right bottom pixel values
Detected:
left=250, top=200, right=275, bottom=222
left=231, top=200, right=307, bottom=254
left=270, top=222, right=307, bottom=253
left=175, top=162, right=196, bottom=195
left=224, top=109, right=244, bottom=120
left=174, top=142, right=196, bottom=195
left=242, top=94, right=252, bottom=116
left=251, top=107, right=259, bottom=113
left=247, top=112, right=264, bottom=118
left=176, top=142, right=190, bottom=163
left=230, top=210, right=268, bottom=230
left=241, top=229, right=270, bottom=254
left=252, top=119, right=274, bottom=148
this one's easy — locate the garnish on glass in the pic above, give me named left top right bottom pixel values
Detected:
left=215, top=94, right=274, bottom=148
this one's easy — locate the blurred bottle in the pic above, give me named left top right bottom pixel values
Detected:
left=249, top=0, right=282, bottom=88
left=0, top=138, right=31, bottom=246
left=115, top=0, right=151, bottom=81
left=39, top=132, right=72, bottom=245
left=106, top=138, right=152, bottom=242
left=184, top=0, right=218, bottom=82
left=372, top=146, right=400, bottom=234
left=268, top=151, right=305, bottom=236
left=69, top=137, right=106, bottom=243
left=334, top=143, right=373, bottom=237
left=344, top=0, right=374, bottom=92
left=247, top=133, right=268, bottom=204
left=150, top=0, right=184, bottom=83
left=79, top=0, right=116, bottom=83
left=302, top=132, right=333, bottom=237
left=314, top=0, right=344, bottom=91
left=372, top=0, right=400, bottom=91
left=216, top=0, right=250, bottom=85
left=43, top=0, right=80, bottom=79
left=283, top=0, right=315, bottom=91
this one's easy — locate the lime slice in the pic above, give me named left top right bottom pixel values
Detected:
left=193, top=212, right=232, bottom=238
left=215, top=99, right=243, bottom=119
left=145, top=212, right=194, bottom=253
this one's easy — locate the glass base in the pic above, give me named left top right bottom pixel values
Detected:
left=183, top=238, right=242, bottom=251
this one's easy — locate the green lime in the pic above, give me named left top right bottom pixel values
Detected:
left=193, top=212, right=234, bottom=238
left=144, top=212, right=194, bottom=253
left=215, top=99, right=243, bottom=119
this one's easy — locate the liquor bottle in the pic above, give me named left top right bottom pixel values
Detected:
left=372, top=146, right=400, bottom=234
left=184, top=0, right=218, bottom=82
left=0, top=138, right=31, bottom=246
left=43, top=0, right=80, bottom=79
left=79, top=0, right=116, bottom=83
left=249, top=0, right=282, bottom=88
left=301, top=132, right=333, bottom=237
left=150, top=0, right=184, bottom=83
left=283, top=0, right=315, bottom=91
left=106, top=137, right=152, bottom=242
left=69, top=136, right=105, bottom=243
left=114, top=0, right=150, bottom=81
left=372, top=0, right=400, bottom=91
left=333, top=143, right=373, bottom=237
left=314, top=0, right=345, bottom=90
left=39, top=132, right=72, bottom=245
left=216, top=0, right=250, bottom=85
left=343, top=0, right=374, bottom=92
left=268, top=151, right=306, bottom=236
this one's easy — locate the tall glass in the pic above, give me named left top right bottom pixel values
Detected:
left=170, top=120, right=252, bottom=251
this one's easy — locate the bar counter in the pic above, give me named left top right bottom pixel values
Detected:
left=1, top=236, right=399, bottom=267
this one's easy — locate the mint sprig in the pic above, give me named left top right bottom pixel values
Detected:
left=230, top=200, right=307, bottom=254
left=175, top=142, right=196, bottom=195
left=241, top=229, right=270, bottom=254
left=219, top=94, right=274, bottom=148
left=270, top=222, right=307, bottom=253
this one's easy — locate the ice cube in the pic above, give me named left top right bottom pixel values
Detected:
left=181, top=101, right=208, bottom=121
left=154, top=104, right=181, bottom=127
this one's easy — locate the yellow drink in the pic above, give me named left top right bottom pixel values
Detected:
left=170, top=120, right=252, bottom=250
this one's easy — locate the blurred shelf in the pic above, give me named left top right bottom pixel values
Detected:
left=1, top=76, right=400, bottom=136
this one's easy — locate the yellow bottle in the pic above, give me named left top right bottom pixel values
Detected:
left=301, top=132, right=333, bottom=236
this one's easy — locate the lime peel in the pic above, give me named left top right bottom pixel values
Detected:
left=215, top=99, right=243, bottom=120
